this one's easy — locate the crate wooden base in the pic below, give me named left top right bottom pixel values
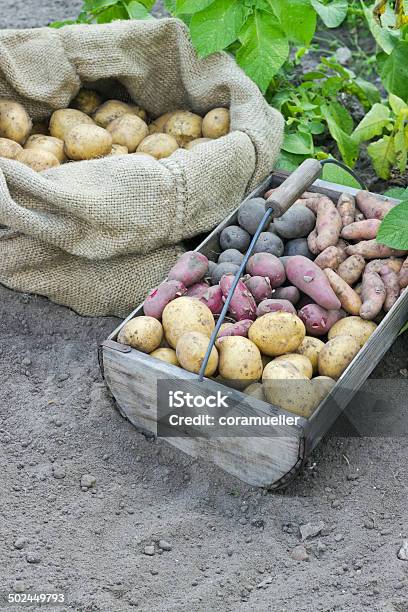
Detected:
left=100, top=172, right=408, bottom=489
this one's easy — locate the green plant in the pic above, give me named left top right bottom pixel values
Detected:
left=269, top=56, right=379, bottom=180
left=50, top=0, right=155, bottom=28
left=52, top=0, right=352, bottom=93
left=352, top=93, right=408, bottom=179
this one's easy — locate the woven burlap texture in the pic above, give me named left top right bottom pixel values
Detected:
left=0, top=18, right=284, bottom=317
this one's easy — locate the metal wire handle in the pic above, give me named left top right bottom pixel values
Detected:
left=197, top=158, right=366, bottom=382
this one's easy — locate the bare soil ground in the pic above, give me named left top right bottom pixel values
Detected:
left=1, top=2, right=408, bottom=611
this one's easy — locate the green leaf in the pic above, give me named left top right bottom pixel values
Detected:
left=84, top=0, right=118, bottom=11
left=378, top=41, right=408, bottom=99
left=282, top=131, right=314, bottom=155
left=133, top=0, right=156, bottom=9
left=352, top=103, right=391, bottom=144
left=394, top=122, right=407, bottom=174
left=362, top=3, right=398, bottom=55
left=389, top=93, right=408, bottom=115
left=377, top=200, right=408, bottom=249
left=367, top=135, right=396, bottom=180
left=323, top=108, right=359, bottom=168
left=270, top=0, right=316, bottom=46
left=321, top=162, right=361, bottom=189
left=96, top=4, right=128, bottom=21
left=384, top=186, right=408, bottom=199
left=327, top=101, right=354, bottom=135
left=164, top=0, right=177, bottom=12
left=236, top=10, right=289, bottom=93
left=49, top=20, right=78, bottom=27
left=354, top=78, right=381, bottom=108
left=125, top=0, right=154, bottom=18
left=276, top=151, right=307, bottom=171
left=189, top=0, right=248, bottom=57
left=175, top=0, right=214, bottom=14
left=310, top=0, right=348, bottom=28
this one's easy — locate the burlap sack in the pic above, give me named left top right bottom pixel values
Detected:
left=0, top=18, right=283, bottom=317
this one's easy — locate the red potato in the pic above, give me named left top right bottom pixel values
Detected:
left=399, top=256, right=408, bottom=289
left=256, top=299, right=296, bottom=317
left=186, top=282, right=209, bottom=298
left=286, top=256, right=341, bottom=310
left=244, top=276, right=272, bottom=303
left=356, top=191, right=397, bottom=220
left=337, top=193, right=356, bottom=227
left=217, top=319, right=253, bottom=339
left=272, top=286, right=300, bottom=305
left=324, top=268, right=362, bottom=315
left=337, top=255, right=366, bottom=285
left=314, top=246, right=346, bottom=270
left=365, top=260, right=400, bottom=313
left=200, top=285, right=223, bottom=315
left=144, top=280, right=187, bottom=319
left=340, top=219, right=381, bottom=241
left=167, top=251, right=208, bottom=287
left=360, top=270, right=386, bottom=320
left=346, top=240, right=407, bottom=259
left=380, top=266, right=400, bottom=312
left=307, top=229, right=320, bottom=255
left=298, top=304, right=345, bottom=336
left=246, top=253, right=286, bottom=288
left=220, top=275, right=257, bottom=321
left=315, top=197, right=342, bottom=252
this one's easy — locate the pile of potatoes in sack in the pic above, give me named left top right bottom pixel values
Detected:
left=118, top=186, right=408, bottom=419
left=0, top=91, right=230, bottom=171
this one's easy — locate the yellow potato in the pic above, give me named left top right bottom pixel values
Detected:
left=0, top=137, right=23, bottom=159
left=64, top=124, right=113, bottom=160
left=108, top=144, right=129, bottom=156
left=50, top=108, right=94, bottom=140
left=149, top=347, right=179, bottom=366
left=93, top=99, right=146, bottom=128
left=202, top=108, right=230, bottom=139
left=107, top=114, right=148, bottom=153
left=25, top=134, right=66, bottom=163
left=311, top=376, right=336, bottom=407
left=318, top=335, right=361, bottom=380
left=176, top=331, right=218, bottom=376
left=262, top=361, right=316, bottom=417
left=117, top=316, right=163, bottom=353
left=136, top=134, right=178, bottom=159
left=273, top=353, right=313, bottom=379
left=149, top=111, right=178, bottom=134
left=328, top=316, right=377, bottom=348
left=162, top=297, right=215, bottom=349
left=217, top=336, right=262, bottom=383
left=16, top=149, right=60, bottom=172
left=248, top=312, right=306, bottom=357
left=165, top=111, right=202, bottom=147
left=185, top=138, right=212, bottom=150
left=0, top=99, right=32, bottom=144
left=71, top=89, right=103, bottom=115
left=243, top=382, right=265, bottom=401
left=295, top=336, right=325, bottom=374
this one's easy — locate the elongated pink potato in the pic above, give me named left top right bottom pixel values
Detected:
left=286, top=256, right=341, bottom=310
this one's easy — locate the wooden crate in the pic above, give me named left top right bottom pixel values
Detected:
left=99, top=172, right=408, bottom=489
